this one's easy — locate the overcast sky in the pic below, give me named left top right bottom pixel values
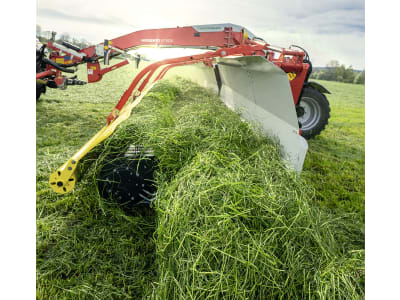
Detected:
left=36, top=0, right=365, bottom=69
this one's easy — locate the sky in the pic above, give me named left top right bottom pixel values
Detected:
left=36, top=0, right=365, bottom=69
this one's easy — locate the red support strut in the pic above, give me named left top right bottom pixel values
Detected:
left=106, top=44, right=265, bottom=124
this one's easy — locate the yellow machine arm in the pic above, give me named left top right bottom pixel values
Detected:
left=49, top=83, right=155, bottom=194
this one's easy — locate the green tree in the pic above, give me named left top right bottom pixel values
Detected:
left=319, top=62, right=353, bottom=82
left=335, top=65, right=346, bottom=82
left=59, top=32, right=71, bottom=42
left=309, top=71, right=319, bottom=79
left=343, top=65, right=356, bottom=83
left=36, top=24, right=41, bottom=37
left=326, top=60, right=340, bottom=68
left=319, top=68, right=337, bottom=81
left=354, top=70, right=365, bottom=84
left=80, top=38, right=90, bottom=48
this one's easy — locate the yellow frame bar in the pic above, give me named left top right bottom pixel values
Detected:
left=49, top=83, right=156, bottom=194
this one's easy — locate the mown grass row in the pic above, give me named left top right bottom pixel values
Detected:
left=37, top=63, right=364, bottom=298
left=83, top=80, right=364, bottom=298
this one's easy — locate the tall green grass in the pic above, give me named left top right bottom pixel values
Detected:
left=302, top=80, right=365, bottom=215
left=37, top=61, right=364, bottom=298
left=83, top=79, right=364, bottom=298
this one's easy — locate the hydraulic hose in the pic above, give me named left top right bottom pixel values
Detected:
left=56, top=61, right=81, bottom=68
left=290, top=45, right=312, bottom=82
left=61, top=41, right=81, bottom=52
left=43, top=58, right=75, bottom=73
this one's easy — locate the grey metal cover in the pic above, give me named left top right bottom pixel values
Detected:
left=165, top=56, right=308, bottom=172
left=192, top=23, right=256, bottom=39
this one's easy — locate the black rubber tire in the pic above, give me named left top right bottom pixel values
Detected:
left=36, top=82, right=46, bottom=101
left=297, top=87, right=330, bottom=139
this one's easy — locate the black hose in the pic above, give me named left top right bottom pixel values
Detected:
left=290, top=45, right=312, bottom=82
left=253, top=36, right=267, bottom=43
left=56, top=61, right=81, bottom=68
left=290, top=45, right=309, bottom=61
left=61, top=41, right=81, bottom=52
left=43, top=58, right=75, bottom=73
left=304, top=60, right=312, bottom=83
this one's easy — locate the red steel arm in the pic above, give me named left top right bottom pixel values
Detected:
left=40, top=23, right=310, bottom=111
left=154, top=60, right=201, bottom=81
left=76, top=24, right=307, bottom=101
left=80, top=25, right=248, bottom=57
left=106, top=44, right=264, bottom=124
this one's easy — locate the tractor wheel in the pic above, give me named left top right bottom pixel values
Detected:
left=36, top=82, right=46, bottom=101
left=296, top=87, right=330, bottom=139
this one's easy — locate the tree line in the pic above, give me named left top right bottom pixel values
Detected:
left=36, top=24, right=91, bottom=49
left=310, top=60, right=365, bottom=85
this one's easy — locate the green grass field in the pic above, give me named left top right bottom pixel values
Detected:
left=37, top=63, right=364, bottom=298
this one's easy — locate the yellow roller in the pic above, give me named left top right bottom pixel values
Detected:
left=49, top=83, right=156, bottom=194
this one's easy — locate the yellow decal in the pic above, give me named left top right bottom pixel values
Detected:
left=90, top=66, right=97, bottom=70
left=287, top=72, right=297, bottom=81
left=55, top=58, right=64, bottom=64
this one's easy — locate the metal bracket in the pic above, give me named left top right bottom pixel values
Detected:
left=104, top=39, right=111, bottom=65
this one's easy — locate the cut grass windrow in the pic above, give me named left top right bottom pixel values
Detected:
left=83, top=79, right=364, bottom=298
left=37, top=65, right=364, bottom=298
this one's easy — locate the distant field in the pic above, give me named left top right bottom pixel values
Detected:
left=36, top=63, right=364, bottom=298
left=302, top=80, right=365, bottom=215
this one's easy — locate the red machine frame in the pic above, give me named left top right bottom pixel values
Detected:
left=39, top=25, right=309, bottom=125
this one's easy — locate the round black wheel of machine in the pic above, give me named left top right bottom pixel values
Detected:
left=97, top=156, right=157, bottom=211
left=36, top=82, right=46, bottom=101
left=296, top=87, right=330, bottom=139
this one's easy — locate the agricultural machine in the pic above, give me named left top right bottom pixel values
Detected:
left=38, top=23, right=331, bottom=204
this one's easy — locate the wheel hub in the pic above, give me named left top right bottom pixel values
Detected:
left=297, top=96, right=322, bottom=131
left=296, top=106, right=305, bottom=117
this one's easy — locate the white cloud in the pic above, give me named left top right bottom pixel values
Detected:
left=37, top=0, right=364, bottom=69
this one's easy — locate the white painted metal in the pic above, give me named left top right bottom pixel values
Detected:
left=192, top=23, right=255, bottom=39
left=165, top=56, right=308, bottom=172
left=52, top=42, right=86, bottom=58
